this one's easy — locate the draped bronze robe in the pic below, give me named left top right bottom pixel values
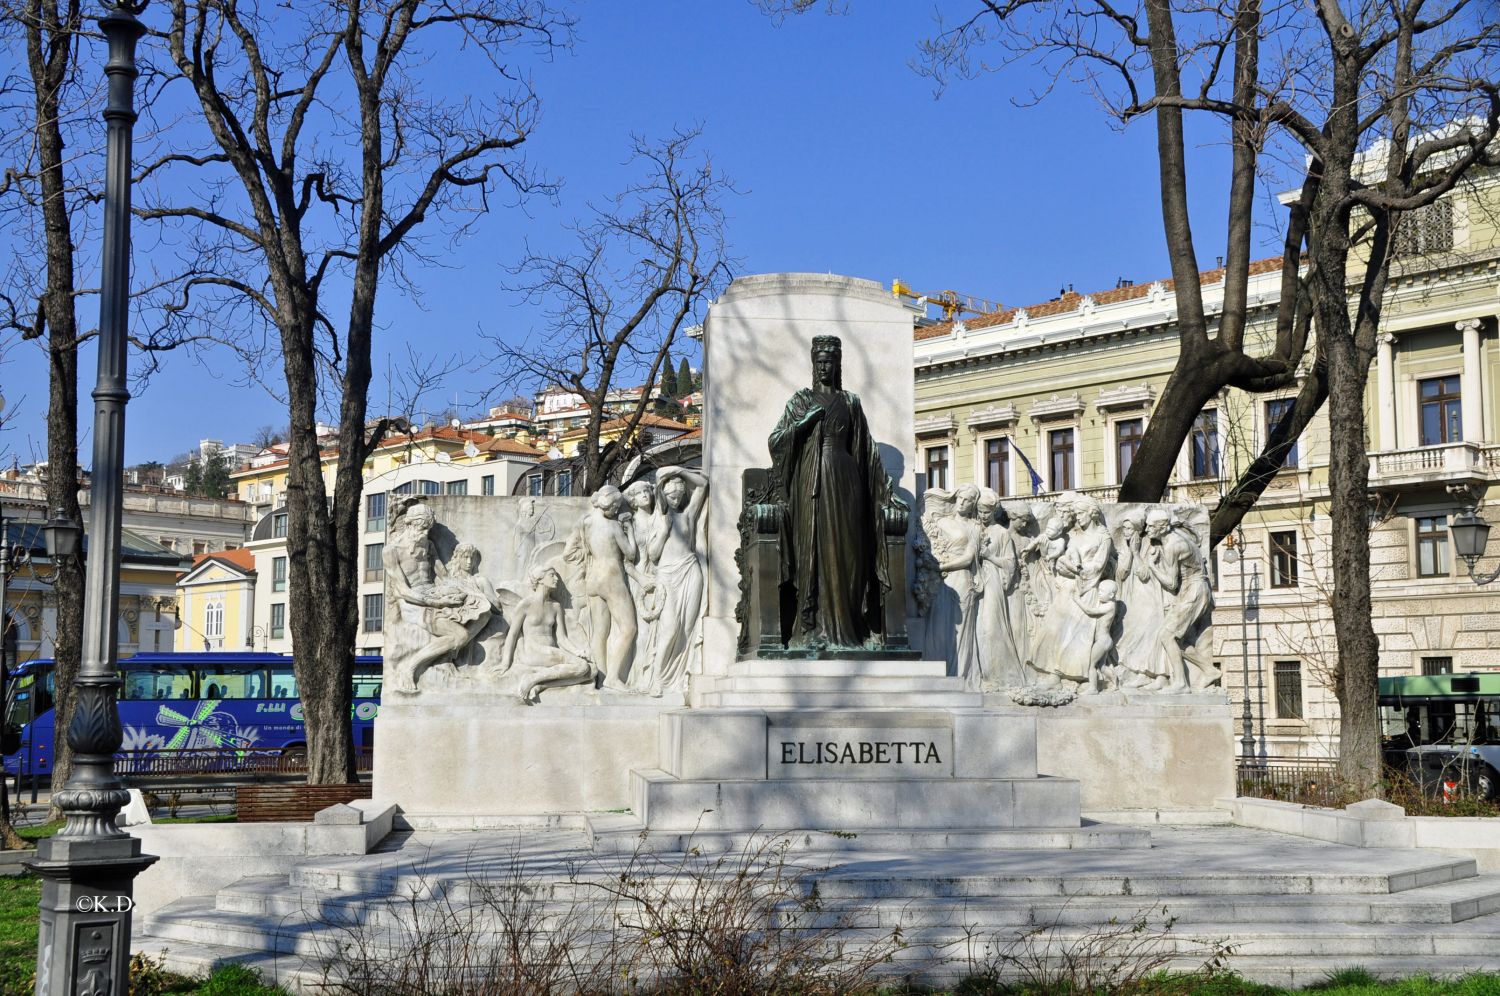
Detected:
left=767, top=387, right=894, bottom=650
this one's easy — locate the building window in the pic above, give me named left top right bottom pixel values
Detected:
left=272, top=512, right=288, bottom=538
left=272, top=556, right=287, bottom=592
left=1394, top=198, right=1454, bottom=257
left=270, top=603, right=286, bottom=640
left=1270, top=530, right=1299, bottom=588
left=983, top=438, right=1008, bottom=496
left=205, top=601, right=224, bottom=640
left=528, top=474, right=543, bottom=496
left=1265, top=398, right=1299, bottom=469
left=365, top=543, right=384, bottom=583
left=1048, top=429, right=1074, bottom=491
left=1115, top=418, right=1143, bottom=483
left=366, top=492, right=387, bottom=533
left=192, top=541, right=206, bottom=555
left=393, top=481, right=415, bottom=496
left=1416, top=515, right=1450, bottom=577
left=446, top=480, right=468, bottom=496
left=1274, top=660, right=1304, bottom=720
left=362, top=594, right=383, bottom=633
left=481, top=475, right=495, bottom=496
left=1421, top=656, right=1453, bottom=676
left=556, top=470, right=573, bottom=496
left=926, top=445, right=950, bottom=490
left=1419, top=376, right=1462, bottom=445
left=420, top=480, right=441, bottom=496
left=1190, top=410, right=1219, bottom=480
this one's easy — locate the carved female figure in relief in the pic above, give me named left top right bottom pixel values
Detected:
left=640, top=466, right=709, bottom=695
left=1111, top=510, right=1164, bottom=688
left=1028, top=494, right=1114, bottom=692
left=623, top=479, right=663, bottom=685
left=920, top=485, right=983, bottom=686
left=501, top=565, right=594, bottom=704
left=1143, top=509, right=1215, bottom=691
left=975, top=488, right=1025, bottom=689
left=564, top=485, right=638, bottom=690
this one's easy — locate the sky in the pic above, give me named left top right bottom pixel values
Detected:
left=0, top=0, right=1267, bottom=468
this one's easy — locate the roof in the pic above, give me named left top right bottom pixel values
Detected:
left=476, top=436, right=543, bottom=458
left=556, top=413, right=694, bottom=442
left=192, top=547, right=256, bottom=572
left=177, top=547, right=257, bottom=583
left=913, top=256, right=1287, bottom=342
left=231, top=425, right=541, bottom=478
left=0, top=520, right=188, bottom=567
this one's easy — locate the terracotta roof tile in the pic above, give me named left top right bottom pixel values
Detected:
left=913, top=256, right=1286, bottom=341
left=188, top=547, right=256, bottom=573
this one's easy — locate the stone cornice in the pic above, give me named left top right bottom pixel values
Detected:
left=1027, top=394, right=1085, bottom=422
left=965, top=403, right=1021, bottom=429
left=1093, top=384, right=1156, bottom=412
left=914, top=414, right=957, bottom=437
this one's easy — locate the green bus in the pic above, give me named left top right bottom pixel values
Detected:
left=1379, top=671, right=1500, bottom=799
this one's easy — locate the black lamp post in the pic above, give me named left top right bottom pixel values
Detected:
left=1450, top=507, right=1498, bottom=586
left=29, top=5, right=156, bottom=994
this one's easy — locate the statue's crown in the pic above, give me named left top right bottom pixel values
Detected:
left=811, top=335, right=842, bottom=354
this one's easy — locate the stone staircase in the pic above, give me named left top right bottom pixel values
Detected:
left=134, top=825, right=1500, bottom=990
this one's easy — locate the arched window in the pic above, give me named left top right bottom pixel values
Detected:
left=205, top=601, right=224, bottom=640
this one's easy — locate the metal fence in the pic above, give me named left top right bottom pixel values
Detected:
left=1236, top=759, right=1344, bottom=808
left=112, top=746, right=374, bottom=784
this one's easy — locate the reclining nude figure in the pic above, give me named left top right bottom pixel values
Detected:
left=499, top=565, right=595, bottom=704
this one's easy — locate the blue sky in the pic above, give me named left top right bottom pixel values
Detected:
left=2, top=1, right=1262, bottom=467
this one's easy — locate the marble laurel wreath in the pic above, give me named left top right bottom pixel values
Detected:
left=383, top=466, right=709, bottom=701
left=915, top=489, right=1217, bottom=704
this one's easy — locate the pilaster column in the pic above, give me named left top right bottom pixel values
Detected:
left=1458, top=318, right=1482, bottom=442
left=1377, top=332, right=1397, bottom=451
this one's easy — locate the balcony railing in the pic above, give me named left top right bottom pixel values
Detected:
left=1370, top=441, right=1500, bottom=488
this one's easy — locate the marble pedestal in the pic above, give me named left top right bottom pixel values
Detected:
left=588, top=660, right=1150, bottom=852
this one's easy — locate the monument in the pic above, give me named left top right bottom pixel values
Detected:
left=372, top=272, right=1232, bottom=833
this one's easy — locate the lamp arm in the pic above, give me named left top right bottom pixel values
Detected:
left=1468, top=561, right=1500, bottom=586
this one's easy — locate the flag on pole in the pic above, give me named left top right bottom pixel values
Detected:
left=1006, top=436, right=1045, bottom=495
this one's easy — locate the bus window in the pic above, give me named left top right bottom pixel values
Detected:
left=353, top=674, right=382, bottom=699
left=196, top=664, right=268, bottom=699
left=122, top=665, right=193, bottom=700
left=269, top=668, right=298, bottom=699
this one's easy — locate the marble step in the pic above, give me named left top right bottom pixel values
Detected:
left=283, top=850, right=1479, bottom=902
left=213, top=871, right=1500, bottom=930
left=583, top=813, right=1151, bottom=854
left=631, top=768, right=1080, bottom=832
left=131, top=931, right=332, bottom=990
left=144, top=894, right=1500, bottom=966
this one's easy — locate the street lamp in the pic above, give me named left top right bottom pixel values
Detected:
left=1223, top=529, right=1257, bottom=764
left=1449, top=506, right=1498, bottom=585
left=29, top=5, right=157, bottom=995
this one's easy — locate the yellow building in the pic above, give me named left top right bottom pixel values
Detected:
left=173, top=548, right=258, bottom=653
left=553, top=413, right=695, bottom=458
left=2, top=518, right=188, bottom=664
left=913, top=174, right=1500, bottom=760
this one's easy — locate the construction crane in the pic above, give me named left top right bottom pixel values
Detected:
left=891, top=279, right=1002, bottom=322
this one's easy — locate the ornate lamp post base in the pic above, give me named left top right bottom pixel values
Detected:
left=31, top=835, right=156, bottom=995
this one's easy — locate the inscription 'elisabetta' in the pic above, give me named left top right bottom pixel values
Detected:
left=779, top=741, right=943, bottom=765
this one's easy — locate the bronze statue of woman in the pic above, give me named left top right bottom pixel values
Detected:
left=767, top=335, right=904, bottom=651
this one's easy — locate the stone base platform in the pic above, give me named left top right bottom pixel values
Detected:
left=135, top=825, right=1500, bottom=990
left=619, top=660, right=1124, bottom=852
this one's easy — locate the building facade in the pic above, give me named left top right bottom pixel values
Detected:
left=913, top=175, right=1500, bottom=760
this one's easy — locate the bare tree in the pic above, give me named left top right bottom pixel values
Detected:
left=495, top=130, right=733, bottom=493
left=769, top=0, right=1499, bottom=793
left=143, top=0, right=572, bottom=782
left=0, top=0, right=95, bottom=799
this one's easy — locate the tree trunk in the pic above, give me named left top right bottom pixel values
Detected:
left=27, top=0, right=85, bottom=807
left=280, top=313, right=356, bottom=785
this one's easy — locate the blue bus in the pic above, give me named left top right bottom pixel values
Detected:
left=2, top=652, right=382, bottom=780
